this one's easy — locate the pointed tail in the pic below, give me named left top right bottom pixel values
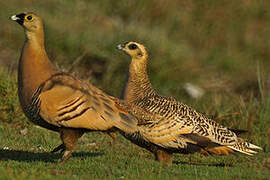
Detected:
left=227, top=140, right=262, bottom=156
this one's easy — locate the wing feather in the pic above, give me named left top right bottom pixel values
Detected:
left=127, top=97, right=238, bottom=150
left=37, top=74, right=138, bottom=133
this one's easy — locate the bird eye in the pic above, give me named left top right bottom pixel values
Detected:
left=25, top=15, right=34, bottom=22
left=128, top=44, right=138, bottom=50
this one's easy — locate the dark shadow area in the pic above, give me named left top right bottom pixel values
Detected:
left=173, top=160, right=233, bottom=167
left=0, top=149, right=104, bottom=163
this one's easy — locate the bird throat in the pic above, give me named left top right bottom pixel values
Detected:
left=18, top=34, right=58, bottom=109
left=123, top=57, right=155, bottom=104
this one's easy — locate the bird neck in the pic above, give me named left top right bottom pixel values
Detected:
left=18, top=29, right=58, bottom=107
left=123, top=56, right=156, bottom=104
left=25, top=28, right=45, bottom=46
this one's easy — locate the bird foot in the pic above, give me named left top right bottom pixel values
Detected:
left=155, top=150, right=173, bottom=164
left=59, top=150, right=72, bottom=164
left=51, top=144, right=65, bottom=153
left=110, top=139, right=118, bottom=147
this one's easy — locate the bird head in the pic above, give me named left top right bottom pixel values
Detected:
left=117, top=42, right=148, bottom=60
left=10, top=12, right=43, bottom=32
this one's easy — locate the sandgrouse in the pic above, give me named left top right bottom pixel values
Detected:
left=117, top=41, right=262, bottom=164
left=10, top=12, right=138, bottom=163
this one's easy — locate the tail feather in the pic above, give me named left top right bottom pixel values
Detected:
left=113, top=101, right=139, bottom=134
left=227, top=142, right=262, bottom=156
left=228, top=128, right=248, bottom=136
left=200, top=146, right=234, bottom=155
left=248, top=143, right=263, bottom=150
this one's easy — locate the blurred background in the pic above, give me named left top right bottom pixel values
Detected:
left=0, top=0, right=269, bottom=140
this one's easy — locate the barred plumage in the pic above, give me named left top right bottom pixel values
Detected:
left=117, top=41, right=262, bottom=164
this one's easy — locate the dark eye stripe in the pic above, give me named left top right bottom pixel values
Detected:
left=128, top=44, right=138, bottom=50
left=15, top=13, right=26, bottom=25
left=17, top=13, right=26, bottom=19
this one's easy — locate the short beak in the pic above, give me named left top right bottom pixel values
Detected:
left=10, top=13, right=26, bottom=25
left=116, top=44, right=125, bottom=50
left=10, top=15, right=20, bottom=21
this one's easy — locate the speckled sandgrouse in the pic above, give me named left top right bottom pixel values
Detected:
left=10, top=12, right=138, bottom=163
left=117, top=41, right=262, bottom=164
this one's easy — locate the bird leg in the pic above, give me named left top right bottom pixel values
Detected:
left=58, top=128, right=84, bottom=164
left=154, top=149, right=173, bottom=164
left=51, top=143, right=65, bottom=153
left=107, top=131, right=117, bottom=146
left=60, top=150, right=73, bottom=164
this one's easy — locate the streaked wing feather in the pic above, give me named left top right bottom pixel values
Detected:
left=38, top=74, right=138, bottom=133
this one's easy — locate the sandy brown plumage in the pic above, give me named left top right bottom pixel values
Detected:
left=11, top=12, right=137, bottom=163
left=117, top=41, right=262, bottom=164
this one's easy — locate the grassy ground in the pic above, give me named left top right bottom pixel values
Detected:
left=0, top=0, right=270, bottom=179
left=0, top=68, right=269, bottom=180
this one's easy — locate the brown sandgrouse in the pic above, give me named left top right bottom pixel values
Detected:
left=10, top=12, right=137, bottom=163
left=117, top=41, right=262, bottom=164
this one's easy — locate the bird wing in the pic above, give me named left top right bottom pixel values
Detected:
left=130, top=96, right=261, bottom=155
left=130, top=99, right=238, bottom=150
left=37, top=73, right=137, bottom=133
left=138, top=115, right=195, bottom=149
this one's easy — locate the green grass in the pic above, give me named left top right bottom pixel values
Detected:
left=1, top=0, right=270, bottom=97
left=0, top=116, right=269, bottom=180
left=0, top=65, right=269, bottom=179
left=0, top=0, right=270, bottom=179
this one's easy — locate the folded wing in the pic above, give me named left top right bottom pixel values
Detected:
left=37, top=73, right=138, bottom=133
